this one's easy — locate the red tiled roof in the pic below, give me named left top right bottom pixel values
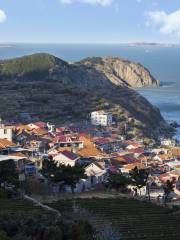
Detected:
left=112, top=154, right=137, bottom=164
left=123, top=155, right=137, bottom=163
left=56, top=127, right=65, bottom=133
left=109, top=165, right=119, bottom=173
left=33, top=121, right=46, bottom=128
left=128, top=148, right=144, bottom=154
left=94, top=137, right=112, bottom=145
left=61, top=150, right=78, bottom=160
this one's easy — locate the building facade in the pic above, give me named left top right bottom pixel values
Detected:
left=0, top=125, right=13, bottom=142
left=91, top=111, right=112, bottom=126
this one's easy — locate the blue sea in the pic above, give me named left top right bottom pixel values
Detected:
left=0, top=43, right=180, bottom=139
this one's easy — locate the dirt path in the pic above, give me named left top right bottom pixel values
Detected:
left=30, top=191, right=130, bottom=204
left=24, top=195, right=62, bottom=217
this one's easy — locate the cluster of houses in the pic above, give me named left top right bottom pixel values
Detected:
left=0, top=111, right=180, bottom=198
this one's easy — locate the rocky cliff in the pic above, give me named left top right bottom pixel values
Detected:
left=79, top=57, right=159, bottom=87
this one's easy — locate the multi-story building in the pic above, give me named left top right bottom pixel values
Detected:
left=91, top=111, right=112, bottom=126
left=0, top=123, right=13, bottom=142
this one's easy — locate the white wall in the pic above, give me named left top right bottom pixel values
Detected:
left=91, top=111, right=112, bottom=126
left=0, top=127, right=13, bottom=141
left=53, top=154, right=77, bottom=167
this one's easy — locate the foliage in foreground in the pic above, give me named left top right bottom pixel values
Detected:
left=0, top=212, right=93, bottom=240
left=0, top=160, right=18, bottom=187
left=41, top=158, right=86, bottom=193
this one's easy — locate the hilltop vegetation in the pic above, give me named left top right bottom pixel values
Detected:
left=0, top=53, right=68, bottom=81
left=0, top=53, right=56, bottom=75
left=0, top=53, right=171, bottom=137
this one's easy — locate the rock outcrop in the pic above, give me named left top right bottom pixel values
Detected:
left=79, top=57, right=159, bottom=87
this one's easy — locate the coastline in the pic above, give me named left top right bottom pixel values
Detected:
left=136, top=84, right=180, bottom=141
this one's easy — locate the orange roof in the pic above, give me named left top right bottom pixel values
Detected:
left=9, top=152, right=27, bottom=158
left=123, top=163, right=145, bottom=171
left=16, top=125, right=31, bottom=132
left=113, top=156, right=127, bottom=162
left=31, top=128, right=48, bottom=136
left=155, top=154, right=170, bottom=161
left=170, top=171, right=180, bottom=177
left=57, top=146, right=72, bottom=152
left=0, top=139, right=17, bottom=149
left=78, top=136, right=105, bottom=157
left=174, top=164, right=180, bottom=168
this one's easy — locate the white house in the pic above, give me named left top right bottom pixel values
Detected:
left=84, top=162, right=106, bottom=188
left=91, top=111, right=112, bottom=126
left=160, top=138, right=175, bottom=147
left=55, top=161, right=107, bottom=193
left=0, top=124, right=13, bottom=142
left=0, top=155, right=27, bottom=171
left=53, top=150, right=79, bottom=167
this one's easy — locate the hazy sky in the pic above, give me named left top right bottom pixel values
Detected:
left=0, top=0, right=180, bottom=43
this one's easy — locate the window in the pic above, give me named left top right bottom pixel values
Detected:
left=4, top=129, right=7, bottom=134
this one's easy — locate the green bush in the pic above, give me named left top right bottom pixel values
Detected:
left=0, top=189, right=8, bottom=199
left=0, top=212, right=94, bottom=240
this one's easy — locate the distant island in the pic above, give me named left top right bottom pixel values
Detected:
left=0, top=44, right=15, bottom=48
left=127, top=42, right=177, bottom=47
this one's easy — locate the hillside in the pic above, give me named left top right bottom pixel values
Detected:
left=0, top=53, right=171, bottom=137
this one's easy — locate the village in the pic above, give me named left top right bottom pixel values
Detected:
left=0, top=110, right=180, bottom=205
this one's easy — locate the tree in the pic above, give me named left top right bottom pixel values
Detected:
left=0, top=160, right=18, bottom=188
left=54, top=164, right=87, bottom=194
left=94, top=225, right=121, bottom=240
left=71, top=220, right=93, bottom=240
left=129, top=167, right=149, bottom=197
left=163, top=179, right=175, bottom=206
left=41, top=158, right=58, bottom=181
left=107, top=173, right=130, bottom=192
left=41, top=159, right=87, bottom=194
left=42, top=226, right=63, bottom=240
left=0, top=231, right=9, bottom=240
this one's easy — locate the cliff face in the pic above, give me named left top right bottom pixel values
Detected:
left=0, top=53, right=170, bottom=137
left=79, top=57, right=159, bottom=87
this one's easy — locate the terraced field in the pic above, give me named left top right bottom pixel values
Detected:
left=48, top=198, right=180, bottom=240
left=0, top=198, right=48, bottom=214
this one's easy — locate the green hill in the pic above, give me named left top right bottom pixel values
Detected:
left=0, top=53, right=68, bottom=81
left=0, top=53, right=172, bottom=137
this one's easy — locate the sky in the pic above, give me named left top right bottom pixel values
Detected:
left=0, top=0, right=180, bottom=43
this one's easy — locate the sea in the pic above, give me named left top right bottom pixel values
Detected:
left=0, top=43, right=180, bottom=139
